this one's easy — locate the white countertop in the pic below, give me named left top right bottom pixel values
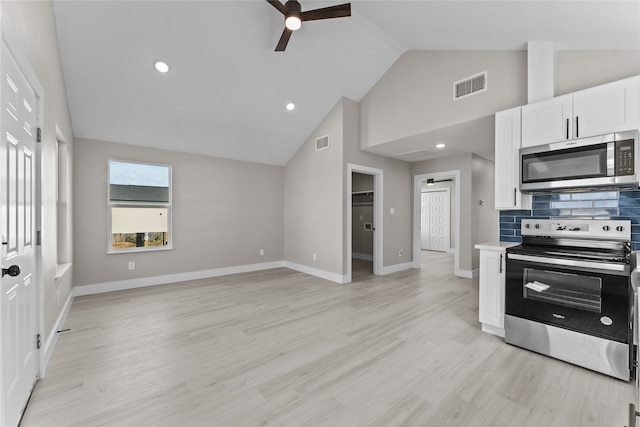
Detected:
left=475, top=241, right=520, bottom=251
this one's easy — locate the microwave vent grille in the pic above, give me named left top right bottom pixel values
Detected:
left=454, top=71, right=487, bottom=100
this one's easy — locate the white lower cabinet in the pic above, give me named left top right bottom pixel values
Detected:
left=476, top=243, right=518, bottom=337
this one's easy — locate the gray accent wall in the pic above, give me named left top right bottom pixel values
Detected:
left=360, top=51, right=528, bottom=150
left=284, top=97, right=413, bottom=277
left=284, top=101, right=344, bottom=275
left=342, top=98, right=413, bottom=271
left=2, top=1, right=75, bottom=346
left=73, top=138, right=284, bottom=287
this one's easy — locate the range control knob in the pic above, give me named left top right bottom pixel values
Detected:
left=602, top=225, right=611, bottom=231
left=524, top=223, right=531, bottom=229
left=534, top=224, right=541, bottom=229
left=616, top=225, right=625, bottom=232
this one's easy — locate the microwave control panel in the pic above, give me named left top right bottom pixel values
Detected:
left=615, top=138, right=635, bottom=175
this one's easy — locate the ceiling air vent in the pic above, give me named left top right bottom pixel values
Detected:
left=453, top=71, right=487, bottom=100
left=316, top=135, right=329, bottom=151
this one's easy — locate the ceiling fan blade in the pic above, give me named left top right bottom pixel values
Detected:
left=275, top=27, right=293, bottom=51
left=266, top=0, right=288, bottom=15
left=301, top=3, right=351, bottom=21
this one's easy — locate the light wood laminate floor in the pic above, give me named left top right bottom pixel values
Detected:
left=22, top=251, right=634, bottom=426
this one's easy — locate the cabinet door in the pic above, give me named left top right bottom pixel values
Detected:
left=479, top=250, right=505, bottom=329
left=495, top=107, right=531, bottom=209
left=573, top=76, right=639, bottom=138
left=522, top=93, right=573, bottom=147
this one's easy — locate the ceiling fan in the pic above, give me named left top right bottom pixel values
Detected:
left=266, top=0, right=351, bottom=51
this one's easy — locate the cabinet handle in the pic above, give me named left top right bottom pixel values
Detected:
left=499, top=254, right=503, bottom=273
left=566, top=118, right=569, bottom=139
left=576, top=116, right=579, bottom=138
left=513, top=188, right=516, bottom=207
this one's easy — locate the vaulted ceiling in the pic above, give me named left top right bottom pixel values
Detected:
left=53, top=1, right=640, bottom=166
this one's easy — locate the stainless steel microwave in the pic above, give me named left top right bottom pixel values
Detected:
left=520, top=130, right=639, bottom=192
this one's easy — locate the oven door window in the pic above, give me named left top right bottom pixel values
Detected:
left=521, top=143, right=608, bottom=183
left=523, top=268, right=602, bottom=313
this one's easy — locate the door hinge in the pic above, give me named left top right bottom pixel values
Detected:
left=36, top=333, right=41, bottom=349
left=36, top=127, right=42, bottom=143
left=36, top=230, right=41, bottom=246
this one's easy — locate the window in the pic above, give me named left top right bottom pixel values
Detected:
left=108, top=160, right=171, bottom=253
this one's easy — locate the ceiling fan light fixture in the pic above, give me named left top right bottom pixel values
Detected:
left=285, top=15, right=302, bottom=30
left=427, top=178, right=435, bottom=186
left=286, top=102, right=296, bottom=111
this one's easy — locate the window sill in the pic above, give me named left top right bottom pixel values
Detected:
left=55, top=263, right=72, bottom=281
left=107, top=246, right=173, bottom=255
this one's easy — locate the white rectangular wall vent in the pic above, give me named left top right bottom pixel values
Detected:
left=316, top=135, right=329, bottom=151
left=453, top=71, right=487, bottom=100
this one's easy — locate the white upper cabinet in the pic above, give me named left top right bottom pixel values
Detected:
left=573, top=77, right=639, bottom=138
left=522, top=76, right=639, bottom=148
left=495, top=107, right=531, bottom=210
left=521, top=94, right=572, bottom=147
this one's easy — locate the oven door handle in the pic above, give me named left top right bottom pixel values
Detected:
left=507, top=253, right=628, bottom=272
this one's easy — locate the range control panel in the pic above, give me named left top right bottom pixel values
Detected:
left=521, top=219, right=631, bottom=240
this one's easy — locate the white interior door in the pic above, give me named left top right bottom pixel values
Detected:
left=1, top=40, right=39, bottom=427
left=421, top=189, right=450, bottom=252
left=420, top=193, right=430, bottom=249
left=428, top=191, right=450, bottom=252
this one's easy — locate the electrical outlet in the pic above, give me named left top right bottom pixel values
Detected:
left=260, top=249, right=264, bottom=256
left=390, top=208, right=395, bottom=215
left=313, top=253, right=317, bottom=261
left=128, top=261, right=135, bottom=270
left=398, top=249, right=403, bottom=256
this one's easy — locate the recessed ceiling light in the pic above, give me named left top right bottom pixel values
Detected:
left=154, top=61, right=169, bottom=73
left=435, top=143, right=446, bottom=149
left=286, top=102, right=296, bottom=111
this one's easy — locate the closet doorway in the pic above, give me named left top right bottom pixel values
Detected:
left=347, top=164, right=383, bottom=283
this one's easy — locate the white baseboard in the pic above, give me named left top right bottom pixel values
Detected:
left=455, top=268, right=479, bottom=279
left=481, top=323, right=505, bottom=338
left=74, top=261, right=286, bottom=296
left=41, top=289, right=74, bottom=377
left=284, top=261, right=348, bottom=284
left=379, top=262, right=414, bottom=275
left=352, top=253, right=373, bottom=261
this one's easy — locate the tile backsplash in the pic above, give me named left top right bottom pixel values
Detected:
left=499, top=189, right=640, bottom=250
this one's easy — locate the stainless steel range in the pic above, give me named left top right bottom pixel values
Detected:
left=505, top=218, right=634, bottom=380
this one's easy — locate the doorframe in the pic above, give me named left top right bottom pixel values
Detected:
left=1, top=7, right=45, bottom=402
left=420, top=187, right=451, bottom=252
left=413, top=170, right=461, bottom=275
left=347, top=164, right=383, bottom=283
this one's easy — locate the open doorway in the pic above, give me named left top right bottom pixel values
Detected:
left=413, top=170, right=462, bottom=276
left=352, top=173, right=374, bottom=277
left=346, top=164, right=383, bottom=283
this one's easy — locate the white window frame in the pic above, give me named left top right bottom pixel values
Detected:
left=107, top=159, right=173, bottom=254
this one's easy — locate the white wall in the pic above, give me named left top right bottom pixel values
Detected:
left=556, top=51, right=640, bottom=95
left=471, top=154, right=499, bottom=267
left=342, top=98, right=413, bottom=271
left=284, top=100, right=344, bottom=276
left=73, top=138, right=284, bottom=288
left=360, top=51, right=528, bottom=150
left=2, top=0, right=74, bottom=346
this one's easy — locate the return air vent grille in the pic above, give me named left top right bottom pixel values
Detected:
left=454, top=71, right=487, bottom=100
left=316, top=135, right=329, bottom=151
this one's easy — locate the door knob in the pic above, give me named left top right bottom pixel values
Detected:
left=2, top=265, right=20, bottom=277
